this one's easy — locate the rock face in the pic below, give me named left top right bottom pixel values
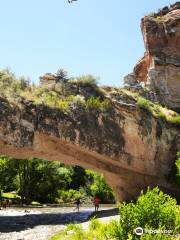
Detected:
left=0, top=91, right=179, bottom=201
left=133, top=2, right=180, bottom=111
left=124, top=73, right=138, bottom=86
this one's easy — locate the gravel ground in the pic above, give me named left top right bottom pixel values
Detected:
left=0, top=207, right=118, bottom=240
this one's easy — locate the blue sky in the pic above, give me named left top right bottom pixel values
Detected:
left=0, top=0, right=175, bottom=86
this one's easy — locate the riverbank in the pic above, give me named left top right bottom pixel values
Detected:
left=0, top=207, right=119, bottom=240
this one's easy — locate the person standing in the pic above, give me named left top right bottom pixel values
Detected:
left=93, top=196, right=100, bottom=212
left=74, top=198, right=81, bottom=212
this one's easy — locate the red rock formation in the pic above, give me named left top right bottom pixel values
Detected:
left=134, top=2, right=180, bottom=110
left=134, top=54, right=149, bottom=83
left=40, top=73, right=57, bottom=82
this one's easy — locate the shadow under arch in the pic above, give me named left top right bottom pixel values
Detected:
left=0, top=131, right=159, bottom=202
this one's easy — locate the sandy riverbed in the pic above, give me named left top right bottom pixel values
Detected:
left=0, top=207, right=119, bottom=240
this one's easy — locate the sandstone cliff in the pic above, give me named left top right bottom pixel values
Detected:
left=129, top=2, right=180, bottom=112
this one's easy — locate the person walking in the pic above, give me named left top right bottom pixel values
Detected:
left=93, top=196, right=100, bottom=212
left=74, top=198, right=81, bottom=212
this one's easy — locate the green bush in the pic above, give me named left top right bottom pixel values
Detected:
left=58, top=189, right=83, bottom=203
left=137, top=97, right=180, bottom=125
left=0, top=69, right=31, bottom=98
left=146, top=12, right=156, bottom=17
left=175, top=151, right=180, bottom=185
left=22, top=89, right=74, bottom=111
left=137, top=97, right=151, bottom=110
left=86, top=97, right=110, bottom=112
left=72, top=75, right=98, bottom=87
left=168, top=150, right=180, bottom=188
left=166, top=115, right=180, bottom=125
left=113, top=187, right=179, bottom=239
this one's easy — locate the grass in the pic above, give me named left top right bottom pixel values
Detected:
left=144, top=10, right=167, bottom=22
left=21, top=88, right=111, bottom=113
left=1, top=69, right=179, bottom=125
left=137, top=97, right=180, bottom=125
left=31, top=201, right=41, bottom=205
left=49, top=219, right=111, bottom=240
left=145, top=14, right=166, bottom=22
left=1, top=192, right=19, bottom=199
left=21, top=88, right=72, bottom=111
left=1, top=192, right=40, bottom=205
left=86, top=97, right=111, bottom=112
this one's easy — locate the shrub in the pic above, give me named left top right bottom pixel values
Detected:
left=146, top=12, right=156, bottom=17
left=166, top=115, right=180, bottom=125
left=21, top=88, right=74, bottom=111
left=137, top=97, right=180, bottom=126
left=137, top=97, right=151, bottom=111
left=56, top=68, right=69, bottom=84
left=0, top=69, right=31, bottom=98
left=58, top=189, right=83, bottom=203
left=110, top=187, right=179, bottom=239
left=86, top=97, right=111, bottom=112
left=72, top=75, right=98, bottom=87
left=175, top=151, right=180, bottom=185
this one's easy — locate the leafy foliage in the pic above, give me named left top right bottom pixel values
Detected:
left=0, top=69, right=30, bottom=97
left=56, top=68, right=69, bottom=84
left=0, top=157, right=115, bottom=204
left=137, top=97, right=180, bottom=125
left=114, top=187, right=179, bottom=239
left=21, top=89, right=74, bottom=111
left=175, top=151, right=180, bottom=185
left=86, top=96, right=111, bottom=112
left=21, top=88, right=110, bottom=113
left=71, top=75, right=98, bottom=87
left=0, top=69, right=108, bottom=114
left=85, top=170, right=115, bottom=203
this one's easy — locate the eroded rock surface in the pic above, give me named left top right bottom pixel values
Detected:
left=133, top=2, right=180, bottom=111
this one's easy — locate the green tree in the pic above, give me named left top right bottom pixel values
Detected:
left=17, top=158, right=72, bottom=203
left=56, top=68, right=69, bottom=84
left=0, top=157, right=115, bottom=204
left=0, top=156, right=19, bottom=192
left=70, top=166, right=86, bottom=189
left=85, top=170, right=115, bottom=203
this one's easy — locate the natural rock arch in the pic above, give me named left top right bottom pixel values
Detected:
left=0, top=95, right=179, bottom=201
